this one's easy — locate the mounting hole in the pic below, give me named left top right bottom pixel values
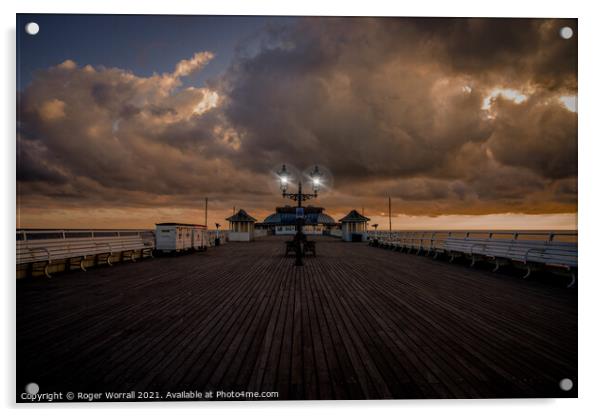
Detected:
left=559, top=26, right=573, bottom=40
left=559, top=378, right=573, bottom=391
left=25, top=22, right=40, bottom=36
left=25, top=382, right=40, bottom=395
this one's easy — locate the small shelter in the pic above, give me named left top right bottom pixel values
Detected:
left=155, top=223, right=208, bottom=252
left=339, top=210, right=370, bottom=242
left=226, top=209, right=257, bottom=242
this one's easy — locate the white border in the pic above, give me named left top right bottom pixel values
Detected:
left=3, top=1, right=601, bottom=416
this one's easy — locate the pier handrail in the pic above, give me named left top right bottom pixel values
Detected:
left=367, top=229, right=577, bottom=243
left=207, top=230, right=230, bottom=246
left=367, top=229, right=577, bottom=287
left=16, top=229, right=155, bottom=266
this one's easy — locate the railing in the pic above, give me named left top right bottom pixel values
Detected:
left=329, top=229, right=343, bottom=238
left=17, top=229, right=155, bottom=239
left=368, top=230, right=577, bottom=246
left=17, top=228, right=235, bottom=278
left=368, top=230, right=578, bottom=287
left=16, top=229, right=155, bottom=278
left=207, top=230, right=229, bottom=246
left=254, top=229, right=268, bottom=238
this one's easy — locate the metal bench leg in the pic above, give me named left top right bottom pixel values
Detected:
left=80, top=259, right=87, bottom=272
left=522, top=266, right=531, bottom=279
left=492, top=259, right=500, bottom=273
left=567, top=270, right=576, bottom=288
left=44, top=263, right=52, bottom=279
left=470, top=255, right=476, bottom=267
left=432, top=252, right=439, bottom=260
left=449, top=254, right=455, bottom=263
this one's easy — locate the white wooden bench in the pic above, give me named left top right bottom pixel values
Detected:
left=17, top=229, right=155, bottom=278
left=369, top=231, right=449, bottom=256
left=446, top=236, right=576, bottom=271
left=368, top=230, right=577, bottom=287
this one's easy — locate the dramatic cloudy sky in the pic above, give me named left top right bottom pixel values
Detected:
left=17, top=15, right=577, bottom=229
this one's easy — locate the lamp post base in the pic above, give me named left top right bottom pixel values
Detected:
left=294, top=218, right=306, bottom=267
left=294, top=252, right=304, bottom=266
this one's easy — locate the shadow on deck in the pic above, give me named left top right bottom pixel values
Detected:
left=16, top=236, right=577, bottom=400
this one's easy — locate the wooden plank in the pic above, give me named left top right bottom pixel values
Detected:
left=16, top=236, right=577, bottom=400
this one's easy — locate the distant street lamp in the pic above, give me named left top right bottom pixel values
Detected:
left=277, top=164, right=323, bottom=266
left=371, top=223, right=379, bottom=244
left=214, top=223, right=221, bottom=246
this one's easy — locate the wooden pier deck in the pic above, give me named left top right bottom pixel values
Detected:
left=16, top=236, right=577, bottom=400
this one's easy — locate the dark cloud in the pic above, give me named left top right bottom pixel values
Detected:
left=487, top=94, right=578, bottom=179
left=218, top=17, right=576, bottom=207
left=17, top=139, right=70, bottom=184
left=17, top=17, right=577, bottom=222
left=415, top=18, right=577, bottom=90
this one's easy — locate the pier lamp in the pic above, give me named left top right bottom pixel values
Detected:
left=310, top=165, right=322, bottom=195
left=278, top=164, right=289, bottom=195
left=277, top=164, right=324, bottom=266
left=277, top=164, right=323, bottom=202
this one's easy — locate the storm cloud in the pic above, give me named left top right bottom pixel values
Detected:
left=17, top=17, right=577, bottom=226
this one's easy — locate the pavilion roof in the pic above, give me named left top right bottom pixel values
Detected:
left=339, top=209, right=370, bottom=223
left=226, top=209, right=257, bottom=222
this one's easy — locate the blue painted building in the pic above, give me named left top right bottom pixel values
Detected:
left=256, top=206, right=337, bottom=235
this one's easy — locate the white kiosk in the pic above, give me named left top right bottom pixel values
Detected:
left=339, top=210, right=370, bottom=242
left=155, top=223, right=208, bottom=253
left=226, top=209, right=257, bottom=242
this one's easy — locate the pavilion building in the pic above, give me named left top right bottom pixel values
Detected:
left=226, top=209, right=257, bottom=242
left=255, top=206, right=338, bottom=236
left=339, top=209, right=370, bottom=242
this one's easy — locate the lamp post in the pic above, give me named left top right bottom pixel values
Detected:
left=372, top=224, right=379, bottom=233
left=371, top=223, right=379, bottom=245
left=277, top=164, right=323, bottom=266
left=215, top=223, right=221, bottom=246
